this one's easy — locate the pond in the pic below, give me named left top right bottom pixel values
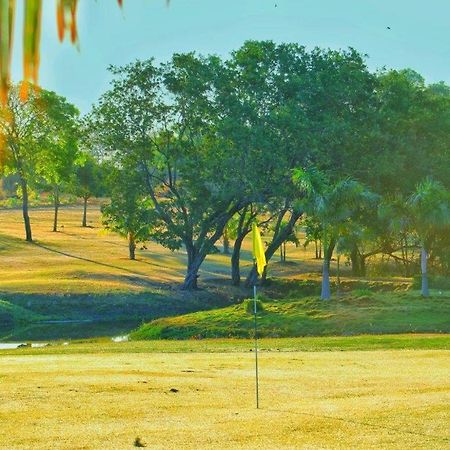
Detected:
left=0, top=320, right=142, bottom=343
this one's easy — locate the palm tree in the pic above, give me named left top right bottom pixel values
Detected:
left=305, top=178, right=375, bottom=300
left=408, top=179, right=450, bottom=297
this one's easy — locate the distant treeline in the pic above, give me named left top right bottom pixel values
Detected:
left=1, top=41, right=449, bottom=297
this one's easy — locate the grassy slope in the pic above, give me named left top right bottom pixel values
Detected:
left=0, top=299, right=45, bottom=323
left=131, top=290, right=450, bottom=339
left=0, top=204, right=321, bottom=294
left=0, top=205, right=252, bottom=331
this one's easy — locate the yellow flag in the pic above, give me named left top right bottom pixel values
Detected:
left=252, top=222, right=267, bottom=277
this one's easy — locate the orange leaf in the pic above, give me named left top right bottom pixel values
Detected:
left=0, top=0, right=16, bottom=104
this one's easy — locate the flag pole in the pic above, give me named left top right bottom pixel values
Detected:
left=253, top=282, right=259, bottom=409
left=251, top=222, right=265, bottom=410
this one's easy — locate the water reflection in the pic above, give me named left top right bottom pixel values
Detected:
left=0, top=320, right=141, bottom=342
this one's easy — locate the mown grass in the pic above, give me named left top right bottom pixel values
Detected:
left=1, top=334, right=449, bottom=356
left=0, top=205, right=322, bottom=295
left=131, top=290, right=450, bottom=339
left=0, top=345, right=448, bottom=449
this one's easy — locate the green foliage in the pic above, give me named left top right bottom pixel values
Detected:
left=412, top=275, right=450, bottom=291
left=72, top=154, right=105, bottom=200
left=101, top=165, right=153, bottom=251
left=408, top=178, right=450, bottom=247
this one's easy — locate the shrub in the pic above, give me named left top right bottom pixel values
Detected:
left=242, top=299, right=264, bottom=314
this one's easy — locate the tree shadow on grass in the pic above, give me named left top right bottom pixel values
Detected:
left=32, top=241, right=163, bottom=285
left=0, top=233, right=29, bottom=254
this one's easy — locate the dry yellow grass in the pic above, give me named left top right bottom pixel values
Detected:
left=0, top=348, right=448, bottom=449
left=0, top=205, right=324, bottom=294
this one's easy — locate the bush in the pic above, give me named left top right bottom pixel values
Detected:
left=295, top=280, right=321, bottom=296
left=353, top=288, right=374, bottom=298
left=242, top=299, right=264, bottom=314
left=413, top=275, right=450, bottom=290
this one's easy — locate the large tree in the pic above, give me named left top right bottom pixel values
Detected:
left=89, top=57, right=254, bottom=289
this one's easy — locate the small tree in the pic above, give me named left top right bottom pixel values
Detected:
left=303, top=216, right=322, bottom=259
left=73, top=155, right=104, bottom=227
left=298, top=172, right=376, bottom=300
left=408, top=179, right=450, bottom=297
left=102, top=167, right=152, bottom=260
left=35, top=92, right=79, bottom=232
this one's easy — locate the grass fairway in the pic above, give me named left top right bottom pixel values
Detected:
left=0, top=204, right=317, bottom=294
left=1, top=206, right=449, bottom=448
left=0, top=339, right=449, bottom=449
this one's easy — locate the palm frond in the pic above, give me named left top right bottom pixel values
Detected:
left=57, top=0, right=78, bottom=44
left=0, top=0, right=124, bottom=103
left=0, top=0, right=15, bottom=104
left=21, top=0, right=42, bottom=100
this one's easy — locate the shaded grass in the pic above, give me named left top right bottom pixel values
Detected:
left=0, top=299, right=46, bottom=324
left=0, top=290, right=237, bottom=341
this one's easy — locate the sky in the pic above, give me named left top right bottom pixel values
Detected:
left=10, top=0, right=450, bottom=114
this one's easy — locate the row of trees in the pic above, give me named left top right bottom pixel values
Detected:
left=1, top=41, right=449, bottom=296
left=0, top=85, right=104, bottom=240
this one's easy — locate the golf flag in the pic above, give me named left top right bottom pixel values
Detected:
left=252, top=222, right=266, bottom=277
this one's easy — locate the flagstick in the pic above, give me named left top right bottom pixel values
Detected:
left=253, top=283, right=259, bottom=409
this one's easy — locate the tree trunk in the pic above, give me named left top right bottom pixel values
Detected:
left=82, top=196, right=88, bottom=227
left=404, top=237, right=409, bottom=277
left=128, top=232, right=136, bottom=260
left=182, top=247, right=205, bottom=290
left=360, top=255, right=367, bottom=277
left=321, top=238, right=336, bottom=300
left=20, top=177, right=32, bottom=242
left=350, top=246, right=360, bottom=276
left=421, top=246, right=429, bottom=297
left=321, top=257, right=331, bottom=300
left=52, top=187, right=59, bottom=232
left=350, top=244, right=367, bottom=276
left=336, top=253, right=341, bottom=296
left=282, top=241, right=286, bottom=262
left=223, top=229, right=230, bottom=255
left=231, top=234, right=245, bottom=286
